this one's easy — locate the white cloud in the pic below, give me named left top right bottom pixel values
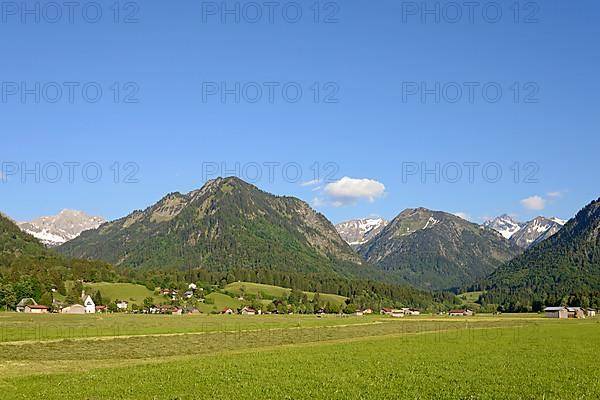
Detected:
left=520, top=195, right=546, bottom=211
left=311, top=197, right=326, bottom=208
left=301, top=179, right=321, bottom=187
left=453, top=212, right=472, bottom=221
left=547, top=191, right=562, bottom=198
left=323, top=177, right=385, bottom=206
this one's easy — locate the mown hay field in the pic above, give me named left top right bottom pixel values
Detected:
left=0, top=313, right=598, bottom=399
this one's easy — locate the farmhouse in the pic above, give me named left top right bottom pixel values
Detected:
left=117, top=301, right=129, bottom=311
left=61, top=304, right=86, bottom=314
left=24, top=305, right=49, bottom=314
left=16, top=298, right=37, bottom=313
left=241, top=307, right=256, bottom=315
left=222, top=307, right=235, bottom=315
left=448, top=309, right=473, bottom=316
left=183, top=291, right=194, bottom=299
left=95, top=305, right=107, bottom=313
left=587, top=309, right=597, bottom=318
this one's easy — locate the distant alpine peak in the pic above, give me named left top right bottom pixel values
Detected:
left=17, top=209, right=106, bottom=247
left=335, top=218, right=389, bottom=247
left=484, top=214, right=567, bottom=248
left=483, top=215, right=523, bottom=239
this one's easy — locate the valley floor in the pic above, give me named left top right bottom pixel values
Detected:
left=0, top=313, right=598, bottom=399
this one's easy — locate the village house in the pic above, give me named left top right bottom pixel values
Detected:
left=381, top=308, right=405, bottom=318
left=363, top=308, right=373, bottom=315
left=116, top=300, right=129, bottom=311
left=188, top=283, right=197, bottom=291
left=222, top=307, right=235, bottom=315
left=401, top=308, right=421, bottom=316
left=16, top=298, right=37, bottom=313
left=24, top=304, right=49, bottom=314
left=61, top=304, right=86, bottom=314
left=587, top=309, right=597, bottom=318
left=149, top=305, right=160, bottom=314
left=241, top=307, right=256, bottom=315
left=354, top=310, right=364, bottom=316
left=183, top=290, right=194, bottom=299
left=448, top=309, right=473, bottom=317
left=95, top=305, right=107, bottom=313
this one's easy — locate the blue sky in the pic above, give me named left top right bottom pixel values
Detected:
left=1, top=1, right=599, bottom=224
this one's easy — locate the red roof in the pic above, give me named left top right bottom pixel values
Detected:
left=26, top=305, right=49, bottom=309
left=448, top=310, right=466, bottom=313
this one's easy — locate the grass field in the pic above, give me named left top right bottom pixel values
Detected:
left=225, top=281, right=348, bottom=306
left=0, top=313, right=599, bottom=398
left=197, top=292, right=242, bottom=313
left=82, top=282, right=160, bottom=304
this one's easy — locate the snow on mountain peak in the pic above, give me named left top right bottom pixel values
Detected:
left=335, top=218, right=389, bottom=247
left=483, top=215, right=523, bottom=239
left=484, top=214, right=566, bottom=248
left=17, top=210, right=106, bottom=247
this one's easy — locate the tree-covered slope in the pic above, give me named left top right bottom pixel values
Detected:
left=0, top=213, right=118, bottom=308
left=358, top=208, right=520, bottom=290
left=484, top=197, right=600, bottom=309
left=58, top=177, right=369, bottom=278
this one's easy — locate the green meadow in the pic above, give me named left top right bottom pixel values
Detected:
left=224, top=281, right=348, bottom=306
left=0, top=313, right=598, bottom=399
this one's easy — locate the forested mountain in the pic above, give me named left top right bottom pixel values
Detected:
left=0, top=213, right=118, bottom=308
left=59, top=177, right=371, bottom=278
left=484, top=197, right=600, bottom=310
left=358, top=208, right=520, bottom=290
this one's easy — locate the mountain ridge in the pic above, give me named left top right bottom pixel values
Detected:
left=483, top=214, right=566, bottom=248
left=358, top=207, right=520, bottom=291
left=484, top=197, right=600, bottom=310
left=58, top=177, right=371, bottom=279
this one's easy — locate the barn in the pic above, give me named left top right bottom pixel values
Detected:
left=61, top=304, right=86, bottom=314
left=543, top=307, right=568, bottom=319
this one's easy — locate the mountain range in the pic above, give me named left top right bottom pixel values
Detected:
left=484, top=197, right=600, bottom=309
left=356, top=208, right=520, bottom=290
left=17, top=209, right=105, bottom=247
left=483, top=215, right=566, bottom=249
left=57, top=177, right=372, bottom=279
left=6, top=177, right=600, bottom=311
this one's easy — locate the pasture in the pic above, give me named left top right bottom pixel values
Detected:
left=0, top=313, right=598, bottom=399
left=224, top=282, right=348, bottom=306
